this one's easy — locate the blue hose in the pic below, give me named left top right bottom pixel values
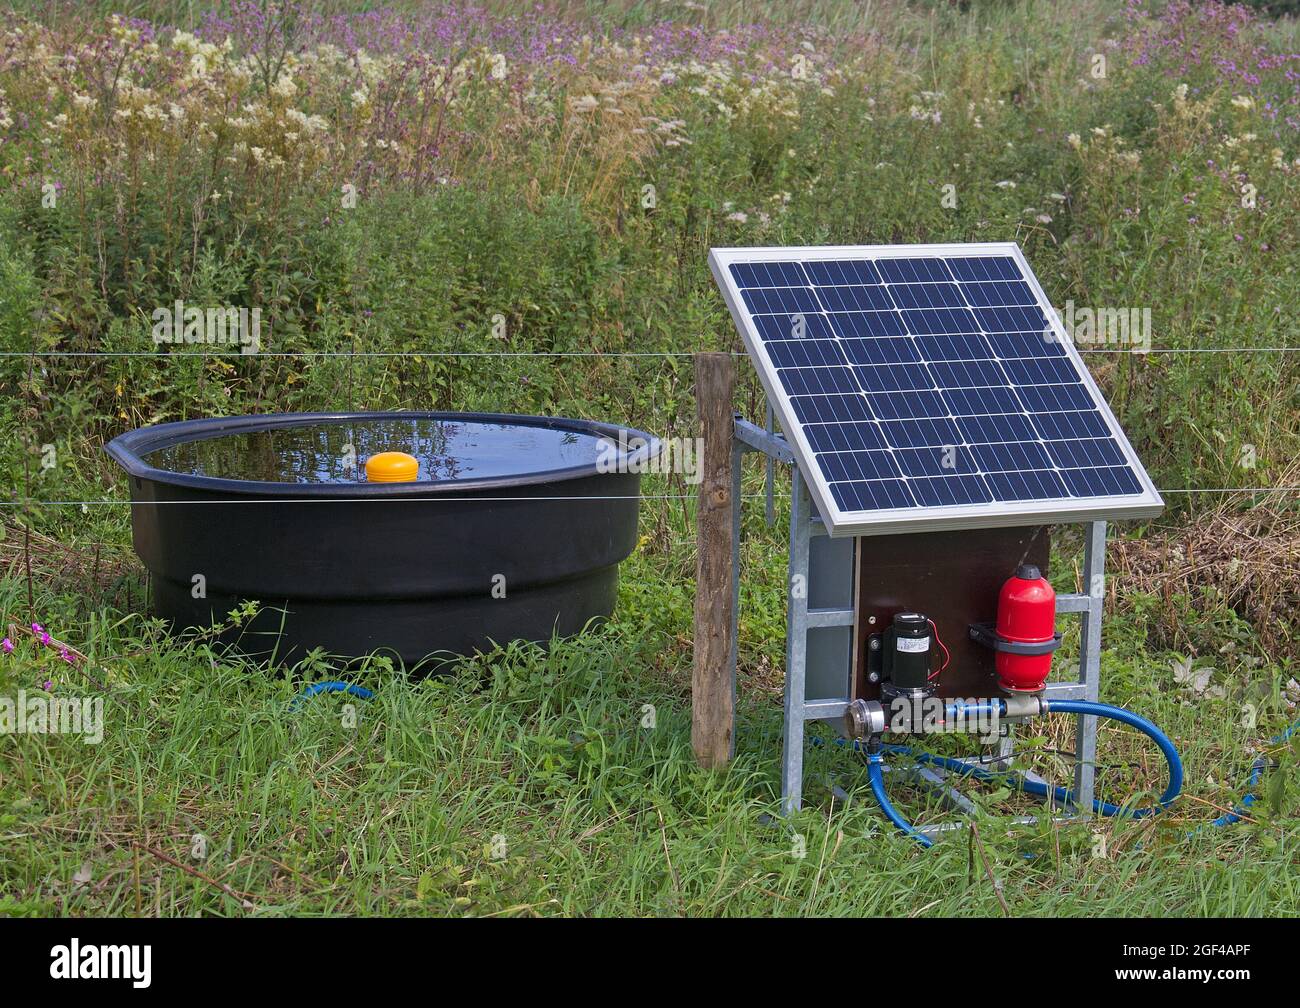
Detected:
left=290, top=681, right=375, bottom=710
left=1211, top=760, right=1266, bottom=827
left=862, top=698, right=1183, bottom=846
left=1210, top=718, right=1298, bottom=827
left=1039, top=700, right=1183, bottom=817
left=867, top=752, right=934, bottom=848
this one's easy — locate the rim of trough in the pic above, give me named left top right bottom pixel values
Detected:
left=104, top=410, right=664, bottom=498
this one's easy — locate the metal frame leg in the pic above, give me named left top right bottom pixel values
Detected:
left=990, top=730, right=1016, bottom=773
left=781, top=468, right=811, bottom=816
left=764, top=401, right=776, bottom=526
left=1074, top=520, right=1106, bottom=815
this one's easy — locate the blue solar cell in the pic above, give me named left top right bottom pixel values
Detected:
left=829, top=311, right=908, bottom=338
left=818, top=450, right=904, bottom=482
left=1046, top=438, right=1129, bottom=470
left=909, top=474, right=993, bottom=507
left=972, top=305, right=1050, bottom=333
left=816, top=285, right=895, bottom=312
left=789, top=393, right=873, bottom=424
left=1030, top=409, right=1112, bottom=441
left=943, top=255, right=1021, bottom=281
left=892, top=446, right=979, bottom=478
left=879, top=417, right=963, bottom=449
left=730, top=261, right=805, bottom=287
left=955, top=413, right=1039, bottom=445
left=940, top=386, right=1024, bottom=416
left=839, top=337, right=920, bottom=366
left=1017, top=383, right=1095, bottom=413
left=985, top=469, right=1070, bottom=502
left=876, top=257, right=952, bottom=283
left=803, top=420, right=887, bottom=453
left=804, top=259, right=881, bottom=286
left=888, top=283, right=966, bottom=310
left=928, top=360, right=1005, bottom=388
left=751, top=312, right=838, bottom=341
left=1000, top=356, right=1079, bottom=386
left=740, top=286, right=821, bottom=315
left=764, top=339, right=847, bottom=368
left=867, top=390, right=949, bottom=420
left=911, top=333, right=995, bottom=361
left=969, top=440, right=1054, bottom=473
left=777, top=366, right=858, bottom=396
left=714, top=246, right=1158, bottom=528
left=959, top=280, right=1038, bottom=307
left=995, top=331, right=1068, bottom=359
left=830, top=479, right=915, bottom=511
left=853, top=363, right=934, bottom=393
left=901, top=307, right=981, bottom=335
left=1059, top=466, right=1142, bottom=498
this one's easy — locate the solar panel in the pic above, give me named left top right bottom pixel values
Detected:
left=709, top=242, right=1163, bottom=536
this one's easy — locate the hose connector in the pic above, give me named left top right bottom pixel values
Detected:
left=844, top=698, right=886, bottom=740
left=1001, top=693, right=1046, bottom=720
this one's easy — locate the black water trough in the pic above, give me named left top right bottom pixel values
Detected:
left=105, top=412, right=659, bottom=668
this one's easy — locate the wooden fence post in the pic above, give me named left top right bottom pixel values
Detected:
left=692, top=352, right=736, bottom=768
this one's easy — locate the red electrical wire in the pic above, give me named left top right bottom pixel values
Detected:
left=927, top=618, right=951, bottom=681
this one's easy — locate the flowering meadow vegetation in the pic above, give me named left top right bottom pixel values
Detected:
left=1, top=0, right=1299, bottom=916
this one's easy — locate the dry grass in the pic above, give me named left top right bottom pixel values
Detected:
left=1111, top=499, right=1300, bottom=661
left=0, top=517, right=140, bottom=608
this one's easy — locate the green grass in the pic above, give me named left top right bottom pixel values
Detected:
left=2, top=602, right=1297, bottom=916
left=3, top=463, right=1299, bottom=917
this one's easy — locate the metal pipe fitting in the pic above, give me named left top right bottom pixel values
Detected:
left=844, top=698, right=886, bottom=740
left=1002, top=693, right=1046, bottom=720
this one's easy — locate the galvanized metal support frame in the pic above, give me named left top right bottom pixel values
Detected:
left=730, top=414, right=1106, bottom=824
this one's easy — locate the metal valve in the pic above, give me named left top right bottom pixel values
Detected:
left=844, top=698, right=885, bottom=740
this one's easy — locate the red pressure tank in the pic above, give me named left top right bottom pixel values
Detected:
left=995, top=564, right=1057, bottom=693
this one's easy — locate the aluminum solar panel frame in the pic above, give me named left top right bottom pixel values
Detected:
left=708, top=242, right=1164, bottom=537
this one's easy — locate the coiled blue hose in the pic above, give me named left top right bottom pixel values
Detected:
left=289, top=680, right=375, bottom=710
left=1032, top=700, right=1181, bottom=816
left=865, top=698, right=1183, bottom=846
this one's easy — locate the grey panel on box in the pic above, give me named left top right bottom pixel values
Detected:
left=805, top=625, right=853, bottom=703
left=808, top=533, right=855, bottom=610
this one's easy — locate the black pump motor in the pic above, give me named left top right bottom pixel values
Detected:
left=880, top=611, right=936, bottom=703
